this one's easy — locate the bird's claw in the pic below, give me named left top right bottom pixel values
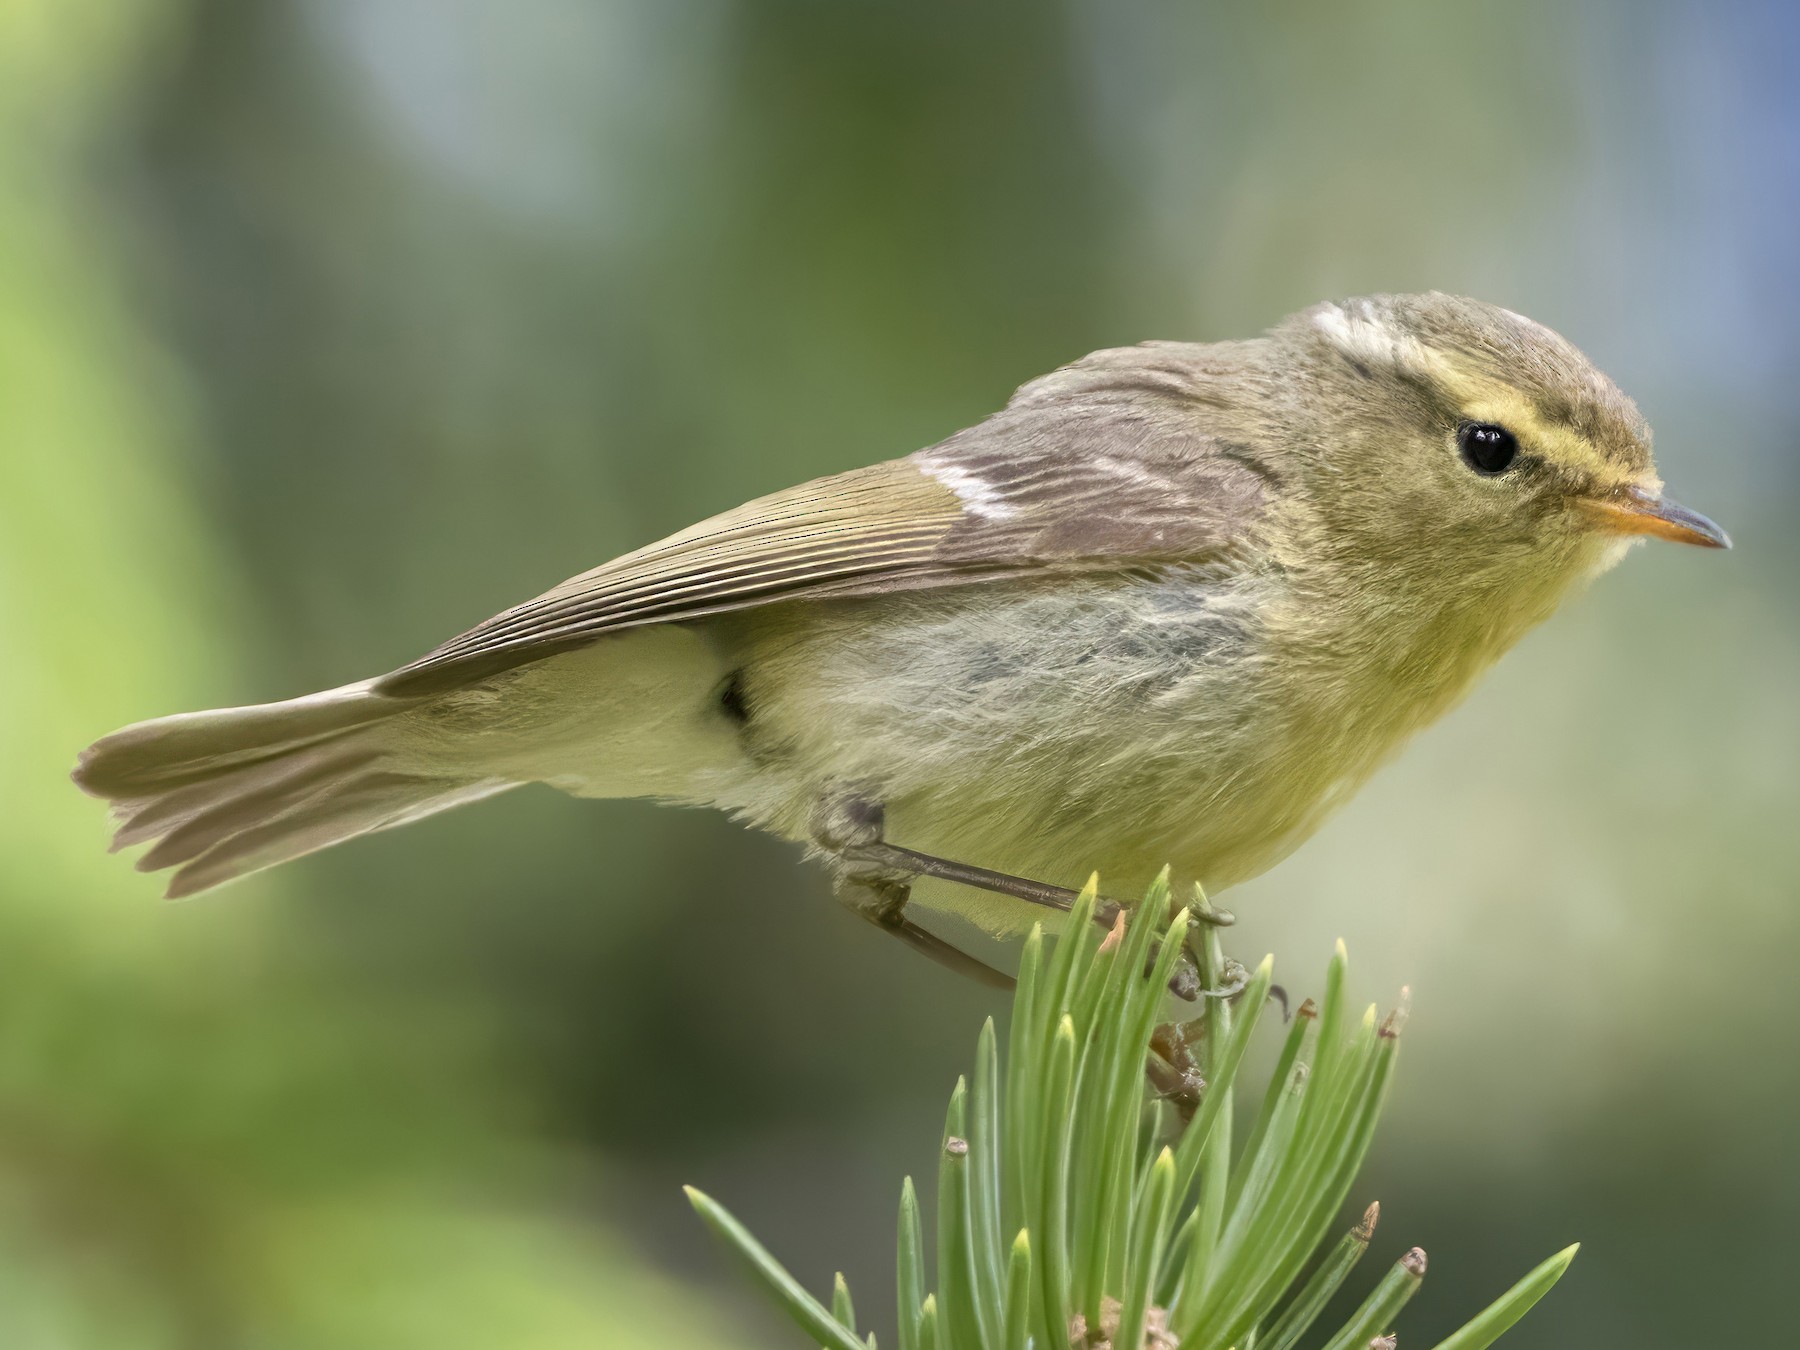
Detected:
left=1167, top=957, right=1202, bottom=1001
left=1192, top=956, right=1249, bottom=1000
left=1190, top=900, right=1236, bottom=927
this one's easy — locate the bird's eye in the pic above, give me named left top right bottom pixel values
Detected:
left=1457, top=422, right=1519, bottom=476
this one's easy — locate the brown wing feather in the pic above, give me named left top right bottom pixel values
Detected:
left=377, top=461, right=975, bottom=695
left=376, top=344, right=1272, bottom=697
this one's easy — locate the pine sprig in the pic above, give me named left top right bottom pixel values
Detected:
left=687, top=880, right=1576, bottom=1349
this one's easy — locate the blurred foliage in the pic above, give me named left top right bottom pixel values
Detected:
left=3, top=0, right=1797, bottom=1346
left=0, top=0, right=735, bottom=1344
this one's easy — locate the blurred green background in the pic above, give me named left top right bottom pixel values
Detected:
left=4, top=0, right=1796, bottom=1344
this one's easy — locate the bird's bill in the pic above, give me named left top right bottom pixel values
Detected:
left=1582, top=486, right=1731, bottom=549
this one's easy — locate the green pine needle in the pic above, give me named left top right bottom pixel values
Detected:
left=1002, top=1230, right=1032, bottom=1350
left=1427, top=1244, right=1581, bottom=1350
left=682, top=1186, right=865, bottom=1350
left=686, top=881, right=1578, bottom=1350
left=1318, top=1245, right=1427, bottom=1350
left=1258, top=1204, right=1377, bottom=1350
left=832, top=1271, right=857, bottom=1340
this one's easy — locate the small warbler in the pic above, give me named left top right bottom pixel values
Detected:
left=74, top=293, right=1727, bottom=982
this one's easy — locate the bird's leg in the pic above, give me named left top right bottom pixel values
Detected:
left=1143, top=944, right=1286, bottom=1116
left=815, top=793, right=1015, bottom=989
left=1147, top=1020, right=1206, bottom=1119
left=838, top=874, right=1015, bottom=992
left=812, top=789, right=1216, bottom=1001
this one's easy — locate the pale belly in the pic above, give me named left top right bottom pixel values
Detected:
left=423, top=511, right=1598, bottom=935
left=462, top=556, right=1528, bottom=937
left=703, top=573, right=1355, bottom=933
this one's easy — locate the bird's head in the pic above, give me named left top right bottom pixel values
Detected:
left=1269, top=292, right=1726, bottom=608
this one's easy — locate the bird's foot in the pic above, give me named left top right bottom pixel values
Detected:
left=812, top=786, right=1203, bottom=1001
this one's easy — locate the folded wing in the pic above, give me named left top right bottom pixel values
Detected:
left=378, top=350, right=1270, bottom=697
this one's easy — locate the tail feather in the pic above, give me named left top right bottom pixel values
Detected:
left=73, top=681, right=513, bottom=897
left=158, top=772, right=511, bottom=900
left=128, top=746, right=384, bottom=872
left=107, top=741, right=380, bottom=853
left=74, top=682, right=398, bottom=795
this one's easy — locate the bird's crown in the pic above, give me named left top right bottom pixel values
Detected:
left=1301, top=291, right=1653, bottom=488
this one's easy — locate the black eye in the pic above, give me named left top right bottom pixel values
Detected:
left=1457, top=421, right=1519, bottom=475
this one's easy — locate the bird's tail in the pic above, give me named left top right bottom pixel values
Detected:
left=72, top=681, right=513, bottom=898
